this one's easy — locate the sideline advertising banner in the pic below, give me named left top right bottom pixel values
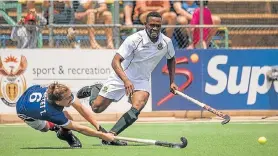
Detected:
left=0, top=49, right=152, bottom=113
left=152, top=49, right=278, bottom=111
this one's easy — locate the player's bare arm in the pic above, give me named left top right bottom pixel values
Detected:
left=63, top=110, right=74, bottom=120
left=167, top=57, right=178, bottom=93
left=167, top=56, right=176, bottom=84
left=63, top=121, right=114, bottom=142
left=72, top=98, right=100, bottom=130
left=112, top=53, right=134, bottom=96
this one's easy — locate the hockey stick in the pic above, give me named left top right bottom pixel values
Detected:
left=115, top=136, right=187, bottom=149
left=175, top=90, right=230, bottom=125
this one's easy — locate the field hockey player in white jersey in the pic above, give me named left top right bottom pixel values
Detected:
left=77, top=11, right=179, bottom=146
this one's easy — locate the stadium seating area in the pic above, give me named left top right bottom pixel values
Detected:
left=210, top=1, right=278, bottom=48
left=0, top=0, right=278, bottom=49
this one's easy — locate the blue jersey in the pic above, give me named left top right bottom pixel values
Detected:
left=16, top=85, right=70, bottom=126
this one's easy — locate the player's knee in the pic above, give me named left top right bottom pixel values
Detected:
left=39, top=127, right=49, bottom=132
left=132, top=100, right=147, bottom=111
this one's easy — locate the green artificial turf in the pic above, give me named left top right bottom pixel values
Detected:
left=0, top=122, right=277, bottom=156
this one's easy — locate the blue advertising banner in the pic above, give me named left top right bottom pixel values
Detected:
left=152, top=49, right=278, bottom=111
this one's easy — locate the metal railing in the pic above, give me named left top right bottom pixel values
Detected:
left=0, top=0, right=278, bottom=49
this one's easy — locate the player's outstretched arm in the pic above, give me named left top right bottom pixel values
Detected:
left=167, top=57, right=178, bottom=93
left=166, top=39, right=179, bottom=93
left=167, top=56, right=176, bottom=85
left=72, top=98, right=100, bottom=130
left=63, top=120, right=114, bottom=142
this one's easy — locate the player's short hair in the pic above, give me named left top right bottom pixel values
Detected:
left=146, top=12, right=162, bottom=23
left=47, top=82, right=69, bottom=103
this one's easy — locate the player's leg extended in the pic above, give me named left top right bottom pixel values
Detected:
left=91, top=94, right=130, bottom=146
left=58, top=111, right=83, bottom=148
left=23, top=118, right=54, bottom=132
left=17, top=111, right=59, bottom=132
left=77, top=83, right=113, bottom=113
left=56, top=127, right=82, bottom=148
left=110, top=90, right=149, bottom=135
left=77, top=83, right=103, bottom=100
left=17, top=99, right=58, bottom=132
left=19, top=116, right=81, bottom=148
left=91, top=95, right=113, bottom=113
left=77, top=83, right=126, bottom=145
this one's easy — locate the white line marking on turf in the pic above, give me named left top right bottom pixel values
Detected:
left=229, top=122, right=278, bottom=124
left=134, top=122, right=278, bottom=125
left=1, top=121, right=278, bottom=127
left=0, top=123, right=27, bottom=127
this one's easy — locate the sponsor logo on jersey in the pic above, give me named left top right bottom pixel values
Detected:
left=102, top=86, right=108, bottom=93
left=157, top=43, right=163, bottom=50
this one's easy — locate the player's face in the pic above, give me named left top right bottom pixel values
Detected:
left=145, top=17, right=162, bottom=41
left=56, top=90, right=74, bottom=107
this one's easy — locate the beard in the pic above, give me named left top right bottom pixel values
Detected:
left=147, top=29, right=159, bottom=40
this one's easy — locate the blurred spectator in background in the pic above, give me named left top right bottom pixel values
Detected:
left=173, top=0, right=221, bottom=25
left=187, top=0, right=217, bottom=49
left=133, top=0, right=176, bottom=38
left=173, top=0, right=198, bottom=25
left=43, top=0, right=76, bottom=48
left=75, top=0, right=114, bottom=49
left=11, top=11, right=47, bottom=48
left=123, top=1, right=134, bottom=25
left=26, top=0, right=36, bottom=11
left=43, top=0, right=74, bottom=24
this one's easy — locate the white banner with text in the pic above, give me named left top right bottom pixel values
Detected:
left=0, top=49, right=152, bottom=113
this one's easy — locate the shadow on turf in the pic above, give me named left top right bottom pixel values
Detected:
left=91, top=144, right=151, bottom=147
left=21, top=147, right=81, bottom=150
left=21, top=144, right=150, bottom=150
